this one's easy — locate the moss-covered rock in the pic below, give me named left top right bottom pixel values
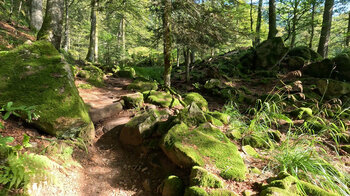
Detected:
left=114, top=66, right=136, bottom=78
left=77, top=64, right=104, bottom=87
left=316, top=79, right=350, bottom=99
left=303, top=59, right=334, bottom=78
left=121, top=92, right=144, bottom=109
left=209, top=189, right=238, bottom=196
left=260, top=172, right=338, bottom=196
left=119, top=110, right=161, bottom=146
left=242, top=145, right=259, bottom=158
left=184, top=186, right=209, bottom=196
left=254, top=37, right=289, bottom=69
left=242, top=133, right=271, bottom=149
left=162, top=175, right=184, bottom=196
left=190, top=166, right=224, bottom=188
left=204, top=79, right=225, bottom=89
left=175, top=103, right=207, bottom=126
left=283, top=56, right=305, bottom=71
left=208, top=112, right=230, bottom=125
left=161, top=122, right=246, bottom=180
left=0, top=41, right=94, bottom=140
left=184, top=92, right=208, bottom=111
left=205, top=114, right=224, bottom=127
left=288, top=46, right=322, bottom=62
left=146, top=90, right=182, bottom=108
left=127, top=80, right=158, bottom=92
left=226, top=129, right=242, bottom=140
left=333, top=52, right=350, bottom=81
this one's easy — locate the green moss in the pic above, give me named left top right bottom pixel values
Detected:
left=114, top=66, right=136, bottom=78
left=146, top=90, right=181, bottom=108
left=205, top=114, right=224, bottom=127
left=184, top=186, right=209, bottom=196
left=127, top=80, right=158, bottom=92
left=161, top=122, right=247, bottom=181
left=0, top=41, right=93, bottom=138
left=242, top=145, right=259, bottom=158
left=162, top=175, right=184, bottom=196
left=121, top=92, right=144, bottom=109
left=226, top=129, right=242, bottom=140
left=81, top=64, right=104, bottom=87
left=242, top=133, right=271, bottom=149
left=175, top=103, right=207, bottom=126
left=184, top=92, right=209, bottom=111
left=190, top=166, right=224, bottom=188
left=77, top=83, right=93, bottom=89
left=208, top=112, right=230, bottom=125
left=209, top=189, right=238, bottom=196
left=260, top=187, right=297, bottom=196
left=289, top=107, right=313, bottom=120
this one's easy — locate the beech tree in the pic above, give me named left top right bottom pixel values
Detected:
left=317, top=0, right=334, bottom=58
left=86, top=0, right=99, bottom=63
left=37, top=0, right=64, bottom=50
left=255, top=0, right=263, bottom=45
left=268, top=0, right=277, bottom=39
left=162, top=0, right=172, bottom=87
left=346, top=11, right=350, bottom=47
left=29, top=0, right=43, bottom=31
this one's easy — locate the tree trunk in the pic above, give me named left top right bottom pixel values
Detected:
left=317, top=0, right=334, bottom=58
left=309, top=1, right=316, bottom=48
left=62, top=0, right=70, bottom=51
left=30, top=0, right=43, bottom=31
left=290, top=0, right=299, bottom=48
left=184, top=49, right=190, bottom=84
left=250, top=0, right=254, bottom=34
left=268, top=0, right=277, bottom=39
left=346, top=11, right=350, bottom=47
left=163, top=0, right=172, bottom=87
left=121, top=17, right=126, bottom=61
left=176, top=48, right=180, bottom=67
left=37, top=0, right=64, bottom=50
left=86, top=0, right=98, bottom=62
left=255, top=0, right=263, bottom=45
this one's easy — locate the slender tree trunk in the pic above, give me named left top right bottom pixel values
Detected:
left=184, top=48, right=190, bottom=84
left=309, top=1, right=316, bottom=48
left=62, top=0, right=70, bottom=51
left=190, top=51, right=195, bottom=64
left=86, top=0, right=98, bottom=62
left=268, top=0, right=277, bottom=39
left=163, top=0, right=172, bottom=87
left=176, top=48, right=180, bottom=67
left=250, top=0, right=254, bottom=33
left=37, top=0, right=64, bottom=50
left=346, top=11, right=350, bottom=47
left=121, top=17, right=126, bottom=61
left=30, top=0, right=43, bottom=31
left=290, top=0, right=299, bottom=48
left=255, top=0, right=263, bottom=45
left=17, top=0, right=23, bottom=19
left=317, top=0, right=334, bottom=58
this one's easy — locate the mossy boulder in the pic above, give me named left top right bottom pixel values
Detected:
left=209, top=189, right=238, bottom=196
left=146, top=90, right=182, bottom=108
left=283, top=56, right=305, bottom=71
left=242, top=145, right=259, bottom=158
left=161, top=122, right=246, bottom=180
left=226, top=129, right=242, bottom=140
left=204, top=79, right=226, bottom=89
left=242, top=133, right=271, bottom=149
left=184, top=186, right=208, bottom=196
left=333, top=52, right=350, bottom=81
left=208, top=112, right=230, bottom=125
left=114, top=66, right=136, bottom=78
left=184, top=92, right=208, bottom=111
left=205, top=114, right=224, bottom=127
left=127, top=80, right=158, bottom=92
left=77, top=64, right=104, bottom=87
left=316, top=79, right=350, bottom=98
left=162, top=175, right=185, bottom=196
left=190, top=166, right=224, bottom=188
left=0, top=41, right=94, bottom=140
left=260, top=172, right=337, bottom=196
left=254, top=37, right=289, bottom=69
left=288, top=46, right=322, bottom=62
left=303, top=59, right=334, bottom=78
left=119, top=110, right=161, bottom=146
left=121, top=92, right=144, bottom=109
left=174, top=103, right=207, bottom=126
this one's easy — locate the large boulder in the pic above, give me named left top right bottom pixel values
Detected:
left=288, top=46, right=321, bottom=62
left=146, top=90, right=182, bottom=108
left=0, top=41, right=95, bottom=140
left=127, top=80, right=158, bottom=92
left=162, top=175, right=185, bottom=196
left=302, top=59, right=334, bottom=78
left=316, top=79, right=350, bottom=99
left=254, top=37, right=289, bottom=69
left=114, top=66, right=136, bottom=78
left=121, top=92, right=144, bottom=109
left=190, top=166, right=224, bottom=188
left=183, top=92, right=208, bottom=111
left=333, top=52, right=350, bottom=81
left=77, top=64, right=104, bottom=87
left=160, top=123, right=246, bottom=181
left=119, top=110, right=161, bottom=146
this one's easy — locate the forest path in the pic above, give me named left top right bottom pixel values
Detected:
left=73, top=77, right=164, bottom=196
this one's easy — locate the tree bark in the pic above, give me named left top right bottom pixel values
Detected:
left=86, top=0, right=98, bottom=62
left=163, top=0, right=172, bottom=87
left=184, top=48, right=190, bottom=83
left=346, top=11, right=350, bottom=47
left=62, top=0, right=70, bottom=51
left=176, top=48, right=180, bottom=67
left=268, top=0, right=277, bottom=39
left=121, top=17, right=126, bottom=61
left=309, top=1, right=316, bottom=48
left=250, top=0, right=254, bottom=34
left=290, top=0, right=299, bottom=48
left=255, top=0, right=263, bottom=45
left=30, top=0, right=43, bottom=31
left=37, top=0, right=64, bottom=50
left=317, top=0, right=334, bottom=58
